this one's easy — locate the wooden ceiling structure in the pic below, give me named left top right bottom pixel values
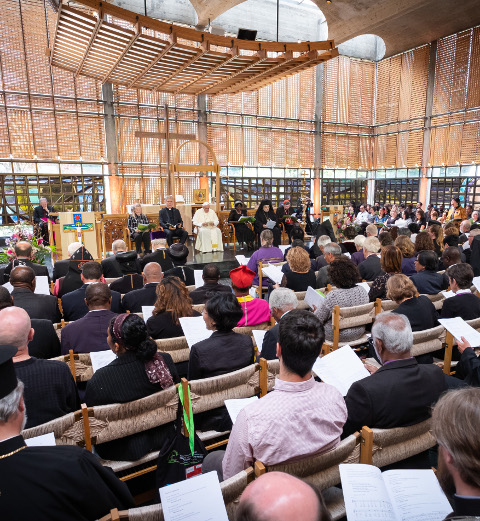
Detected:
left=47, top=0, right=338, bottom=96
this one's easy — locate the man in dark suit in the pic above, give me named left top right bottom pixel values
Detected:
left=0, top=348, right=135, bottom=520
left=61, top=283, right=117, bottom=355
left=441, top=263, right=480, bottom=320
left=358, top=236, right=382, bottom=281
left=343, top=313, right=448, bottom=439
left=52, top=241, right=83, bottom=281
left=0, top=307, right=79, bottom=429
left=62, top=261, right=122, bottom=321
left=189, top=264, right=232, bottom=305
left=140, top=238, right=174, bottom=271
left=0, top=287, right=60, bottom=359
left=158, top=196, right=188, bottom=246
left=261, top=287, right=298, bottom=360
left=121, top=262, right=163, bottom=313
left=10, top=266, right=61, bottom=323
left=3, top=242, right=49, bottom=283
left=101, top=240, right=142, bottom=278
left=432, top=388, right=480, bottom=518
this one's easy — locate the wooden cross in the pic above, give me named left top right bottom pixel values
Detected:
left=134, top=104, right=195, bottom=200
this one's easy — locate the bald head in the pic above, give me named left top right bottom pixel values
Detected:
left=0, top=307, right=34, bottom=356
left=237, top=472, right=330, bottom=521
left=85, top=283, right=111, bottom=310
left=143, top=262, right=163, bottom=283
left=10, top=266, right=35, bottom=290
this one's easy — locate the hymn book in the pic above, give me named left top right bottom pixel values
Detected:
left=194, top=270, right=204, bottom=288
left=179, top=316, right=212, bottom=348
left=261, top=265, right=284, bottom=285
left=142, top=306, right=155, bottom=322
left=438, top=317, right=480, bottom=346
left=305, top=286, right=325, bottom=309
left=340, top=464, right=451, bottom=521
left=312, top=345, right=370, bottom=396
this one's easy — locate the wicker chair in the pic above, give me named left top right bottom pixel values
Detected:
left=421, top=291, right=445, bottom=311
left=410, top=324, right=447, bottom=362
left=374, top=298, right=399, bottom=314
left=323, top=302, right=376, bottom=354
left=155, top=336, right=190, bottom=364
left=50, top=350, right=93, bottom=383
left=360, top=418, right=435, bottom=468
left=98, top=467, right=254, bottom=521
left=255, top=434, right=361, bottom=521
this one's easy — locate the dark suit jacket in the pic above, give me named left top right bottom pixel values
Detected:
left=456, top=347, right=480, bottom=386
left=140, top=249, right=174, bottom=271
left=0, top=436, right=135, bottom=521
left=52, top=258, right=70, bottom=281
left=14, top=357, right=80, bottom=429
left=445, top=495, right=480, bottom=519
left=164, top=266, right=195, bottom=286
left=61, top=284, right=122, bottom=321
left=32, top=204, right=54, bottom=224
left=392, top=296, right=438, bottom=331
left=85, top=350, right=179, bottom=461
left=3, top=258, right=49, bottom=283
left=358, top=254, right=382, bottom=281
left=189, top=282, right=232, bottom=305
left=261, top=323, right=279, bottom=361
left=11, top=288, right=62, bottom=323
left=101, top=254, right=142, bottom=278
left=410, top=270, right=449, bottom=294
left=109, top=274, right=144, bottom=294
left=29, top=318, right=61, bottom=359
left=158, top=207, right=183, bottom=228
left=121, top=283, right=158, bottom=313
left=343, top=358, right=448, bottom=437
left=440, top=293, right=480, bottom=320
left=61, top=309, right=118, bottom=354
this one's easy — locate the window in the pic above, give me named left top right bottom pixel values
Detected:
left=322, top=179, right=367, bottom=206
left=375, top=179, right=420, bottom=205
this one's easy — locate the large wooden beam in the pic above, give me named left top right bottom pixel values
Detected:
left=75, top=8, right=103, bottom=78
left=127, top=33, right=177, bottom=89
left=102, top=21, right=141, bottom=84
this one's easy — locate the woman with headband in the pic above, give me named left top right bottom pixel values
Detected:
left=85, top=313, right=179, bottom=461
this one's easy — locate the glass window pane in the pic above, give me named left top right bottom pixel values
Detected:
left=38, top=163, right=60, bottom=174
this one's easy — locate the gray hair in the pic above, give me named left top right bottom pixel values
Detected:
left=67, top=242, right=83, bottom=256
left=323, top=243, right=342, bottom=256
left=165, top=195, right=174, bottom=201
left=461, top=220, right=471, bottom=232
left=112, top=239, right=126, bottom=253
left=0, top=380, right=23, bottom=423
left=354, top=235, right=366, bottom=247
left=363, top=236, right=380, bottom=253
left=372, top=313, right=413, bottom=355
left=316, top=235, right=331, bottom=248
left=269, top=288, right=298, bottom=312
left=39, top=197, right=47, bottom=203
left=397, top=228, right=411, bottom=238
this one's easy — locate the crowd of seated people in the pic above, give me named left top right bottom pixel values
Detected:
left=2, top=197, right=480, bottom=520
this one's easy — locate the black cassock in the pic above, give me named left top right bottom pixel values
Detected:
left=0, top=435, right=135, bottom=521
left=228, top=209, right=254, bottom=245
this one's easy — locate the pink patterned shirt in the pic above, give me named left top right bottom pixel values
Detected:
left=222, top=377, right=347, bottom=480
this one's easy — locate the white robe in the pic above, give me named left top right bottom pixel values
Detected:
left=192, top=208, right=224, bottom=253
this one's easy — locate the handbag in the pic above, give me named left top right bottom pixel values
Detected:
left=155, top=384, right=207, bottom=490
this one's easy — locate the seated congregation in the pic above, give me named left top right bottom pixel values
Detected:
left=1, top=206, right=480, bottom=521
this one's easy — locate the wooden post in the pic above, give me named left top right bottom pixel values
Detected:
left=259, top=357, right=268, bottom=397
left=81, top=403, right=92, bottom=452
left=68, top=349, right=76, bottom=382
left=332, top=305, right=340, bottom=350
left=254, top=461, right=266, bottom=477
left=443, top=331, right=453, bottom=375
left=360, top=426, right=373, bottom=465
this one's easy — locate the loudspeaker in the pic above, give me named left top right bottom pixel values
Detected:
left=237, top=28, right=257, bottom=41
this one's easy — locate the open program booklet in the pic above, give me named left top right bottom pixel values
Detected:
left=340, top=464, right=451, bottom=521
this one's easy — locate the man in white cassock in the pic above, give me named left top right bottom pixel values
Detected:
left=192, top=202, right=224, bottom=253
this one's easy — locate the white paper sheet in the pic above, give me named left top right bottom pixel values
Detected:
left=235, top=255, right=248, bottom=266
left=441, top=290, right=456, bottom=299
left=142, top=306, right=155, bottom=322
left=225, top=397, right=259, bottom=424
left=357, top=281, right=371, bottom=293
left=305, top=286, right=325, bottom=309
left=473, top=276, right=480, bottom=292
left=25, top=432, right=56, bottom=447
left=312, top=345, right=370, bottom=396
left=343, top=251, right=351, bottom=258
left=90, top=349, right=117, bottom=373
left=252, top=329, right=267, bottom=352
left=160, top=471, right=228, bottom=521
left=278, top=244, right=289, bottom=254
left=2, top=275, right=50, bottom=295
left=179, top=315, right=212, bottom=349
left=439, top=317, right=480, bottom=347
left=383, top=469, right=452, bottom=521
left=265, top=220, right=276, bottom=230
left=261, top=265, right=284, bottom=285
left=463, top=242, right=471, bottom=251
left=340, top=464, right=397, bottom=521
left=194, top=270, right=204, bottom=289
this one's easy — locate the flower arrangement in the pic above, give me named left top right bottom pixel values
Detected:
left=280, top=215, right=298, bottom=224
left=0, top=225, right=56, bottom=265
left=336, top=212, right=362, bottom=241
